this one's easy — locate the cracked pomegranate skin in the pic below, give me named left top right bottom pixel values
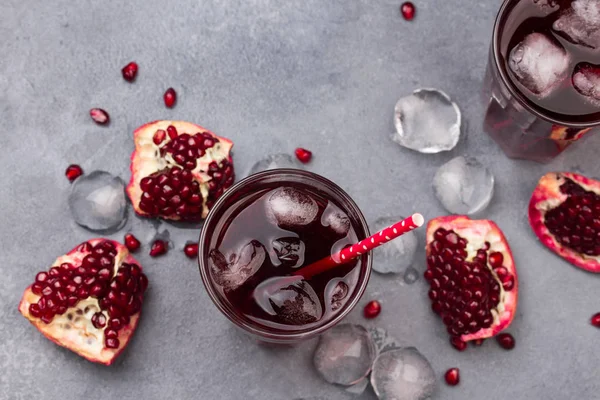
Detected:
left=529, top=172, right=600, bottom=273
left=425, top=216, right=518, bottom=343
left=127, top=120, right=234, bottom=222
left=18, top=239, right=148, bottom=365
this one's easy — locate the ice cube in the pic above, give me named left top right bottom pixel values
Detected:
left=313, top=324, right=377, bottom=386
left=208, top=240, right=266, bottom=290
left=320, top=201, right=351, bottom=236
left=573, top=63, right=600, bottom=105
left=369, top=327, right=402, bottom=354
left=253, top=276, right=322, bottom=325
left=370, top=347, right=436, bottom=400
left=432, top=156, right=495, bottom=215
left=371, top=216, right=418, bottom=275
left=68, top=171, right=127, bottom=232
left=326, top=280, right=350, bottom=311
left=272, top=237, right=305, bottom=268
left=553, top=0, right=600, bottom=49
left=246, top=153, right=304, bottom=177
left=392, top=89, right=461, bottom=154
left=508, top=33, right=570, bottom=97
left=266, top=187, right=319, bottom=229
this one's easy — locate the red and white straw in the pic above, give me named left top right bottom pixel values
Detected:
left=294, top=213, right=425, bottom=279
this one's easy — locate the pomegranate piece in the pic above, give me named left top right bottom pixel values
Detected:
left=90, top=108, right=110, bottom=125
left=444, top=368, right=460, bottom=386
left=121, top=62, right=138, bottom=82
left=294, top=148, right=312, bottom=163
left=18, top=239, right=148, bottom=365
left=364, top=300, right=381, bottom=319
left=184, top=242, right=199, bottom=259
left=425, top=216, right=518, bottom=344
left=65, top=164, right=83, bottom=182
left=400, top=2, right=415, bottom=20
left=149, top=240, right=168, bottom=257
left=591, top=313, right=600, bottom=327
left=450, top=336, right=467, bottom=352
left=529, top=172, right=600, bottom=273
left=496, top=333, right=515, bottom=350
left=124, top=233, right=141, bottom=252
left=126, top=120, right=235, bottom=221
left=164, top=88, right=177, bottom=108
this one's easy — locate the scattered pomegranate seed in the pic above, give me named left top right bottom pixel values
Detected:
left=364, top=300, right=381, bottom=319
left=65, top=164, right=83, bottom=182
left=400, top=2, right=416, bottom=20
left=472, top=339, right=485, bottom=346
left=295, top=148, right=312, bottom=163
left=591, top=313, right=600, bottom=327
left=124, top=234, right=141, bottom=252
left=164, top=88, right=177, bottom=108
left=89, top=108, right=110, bottom=125
left=149, top=240, right=168, bottom=257
left=450, top=337, right=467, bottom=351
left=121, top=62, right=138, bottom=82
left=444, top=368, right=460, bottom=386
left=184, top=243, right=199, bottom=259
left=496, top=333, right=515, bottom=350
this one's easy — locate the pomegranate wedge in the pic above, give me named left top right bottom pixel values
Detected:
left=529, top=172, right=600, bottom=272
left=127, top=120, right=234, bottom=221
left=425, top=216, right=518, bottom=344
left=19, top=239, right=148, bottom=365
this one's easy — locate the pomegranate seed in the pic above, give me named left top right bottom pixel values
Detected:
left=89, top=108, right=110, bottom=125
left=149, top=240, right=168, bottom=257
left=184, top=243, right=199, bottom=259
left=29, top=303, right=42, bottom=318
left=488, top=252, right=504, bottom=268
left=124, top=234, right=141, bottom=252
left=364, top=300, right=381, bottom=319
left=121, top=61, right=138, bottom=82
left=591, top=313, right=600, bottom=327
left=450, top=337, right=467, bottom=351
left=496, top=333, right=515, bottom=350
left=400, top=2, right=415, bottom=20
left=91, top=312, right=107, bottom=329
left=444, top=368, right=460, bottom=386
left=153, top=129, right=166, bottom=145
left=65, top=164, right=83, bottom=182
left=294, top=148, right=312, bottom=163
left=163, top=88, right=177, bottom=108
left=105, top=338, right=120, bottom=349
left=167, top=125, right=178, bottom=139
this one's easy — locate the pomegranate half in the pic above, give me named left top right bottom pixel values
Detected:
left=425, top=216, right=518, bottom=343
left=127, top=120, right=234, bottom=221
left=19, top=239, right=148, bottom=365
left=529, top=172, right=600, bottom=272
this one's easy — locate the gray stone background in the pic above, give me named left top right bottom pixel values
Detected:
left=2, top=0, right=600, bottom=399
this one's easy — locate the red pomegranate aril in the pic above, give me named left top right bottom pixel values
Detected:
left=121, top=61, right=138, bottom=82
left=496, top=333, right=515, bottom=350
left=153, top=130, right=166, bottom=145
left=488, top=252, right=503, bottom=268
left=164, top=88, right=177, bottom=108
left=444, top=368, right=460, bottom=386
left=90, top=108, right=110, bottom=125
left=294, top=148, right=312, bottom=163
left=124, top=233, right=141, bottom=252
left=109, top=318, right=122, bottom=330
left=591, top=313, right=600, bottom=327
left=401, top=2, right=415, bottom=20
left=167, top=125, right=178, bottom=139
left=105, top=338, right=120, bottom=349
left=184, top=243, right=199, bottom=259
left=29, top=304, right=42, bottom=318
left=149, top=240, right=168, bottom=257
left=450, top=337, right=467, bottom=351
left=36, top=272, right=49, bottom=283
left=65, top=165, right=84, bottom=182
left=91, top=312, right=107, bottom=329
left=364, top=300, right=382, bottom=319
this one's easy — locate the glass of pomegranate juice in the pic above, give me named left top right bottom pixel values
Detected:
left=482, top=0, right=600, bottom=162
left=198, top=169, right=372, bottom=343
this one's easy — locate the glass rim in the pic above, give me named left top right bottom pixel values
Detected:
left=197, top=168, right=372, bottom=342
left=492, top=0, right=600, bottom=129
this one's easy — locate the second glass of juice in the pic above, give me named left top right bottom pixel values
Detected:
left=198, top=169, right=372, bottom=343
left=482, top=0, right=600, bottom=162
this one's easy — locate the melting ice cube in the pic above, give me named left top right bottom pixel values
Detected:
left=553, top=0, right=600, bottom=49
left=272, top=237, right=305, bottom=268
left=371, top=216, right=418, bottom=275
left=573, top=63, right=600, bottom=105
left=208, top=240, right=266, bottom=290
left=266, top=187, right=319, bottom=229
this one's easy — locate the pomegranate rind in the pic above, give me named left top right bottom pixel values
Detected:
left=18, top=239, right=144, bottom=366
left=426, top=216, right=518, bottom=342
left=126, top=120, right=234, bottom=220
left=529, top=172, right=600, bottom=273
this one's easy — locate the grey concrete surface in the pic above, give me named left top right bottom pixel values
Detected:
left=1, top=0, right=600, bottom=399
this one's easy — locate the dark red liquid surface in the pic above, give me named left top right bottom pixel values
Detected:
left=207, top=183, right=363, bottom=331
left=499, top=0, right=600, bottom=123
